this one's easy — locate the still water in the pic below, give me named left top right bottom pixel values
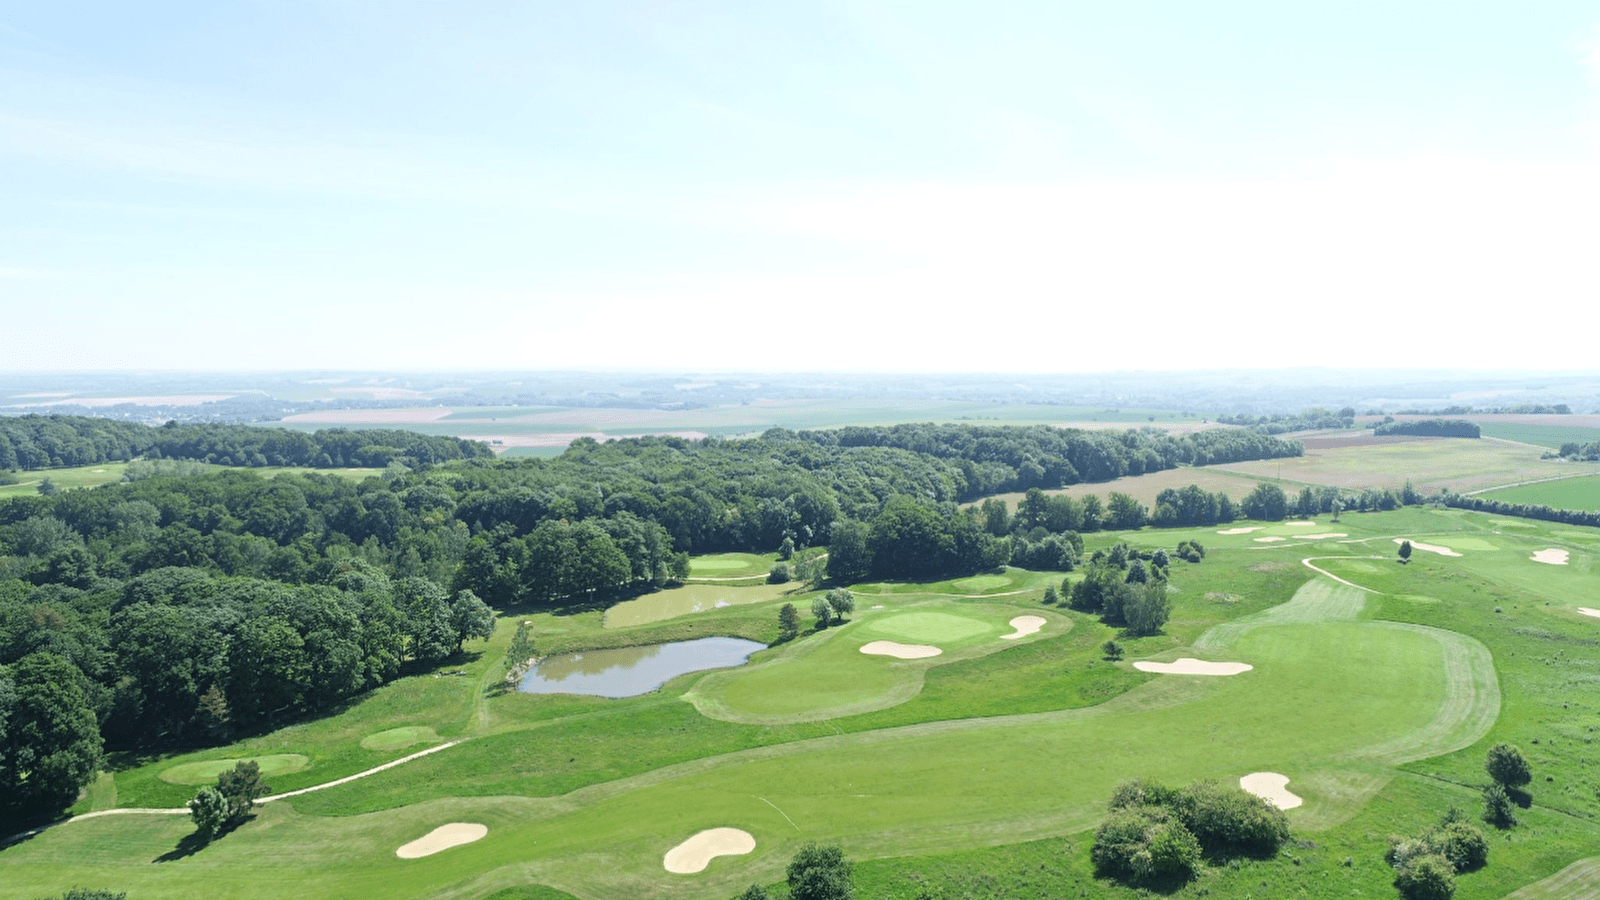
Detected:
left=517, top=636, right=766, bottom=698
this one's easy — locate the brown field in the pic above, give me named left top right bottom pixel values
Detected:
left=974, top=465, right=1270, bottom=510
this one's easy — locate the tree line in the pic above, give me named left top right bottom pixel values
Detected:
left=1373, top=418, right=1480, bottom=438
left=0, top=415, right=492, bottom=471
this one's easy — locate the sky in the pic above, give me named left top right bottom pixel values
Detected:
left=3, top=1, right=1599, bottom=373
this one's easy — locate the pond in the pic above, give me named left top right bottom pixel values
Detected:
left=517, top=636, right=767, bottom=698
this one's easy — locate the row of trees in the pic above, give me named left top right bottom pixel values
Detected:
left=1373, top=419, right=1480, bottom=438
left=1440, top=491, right=1600, bottom=529
left=0, top=415, right=492, bottom=472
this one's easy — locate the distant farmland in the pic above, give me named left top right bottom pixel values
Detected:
left=1478, top=472, right=1600, bottom=512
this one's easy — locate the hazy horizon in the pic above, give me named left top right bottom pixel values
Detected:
left=5, top=2, right=1598, bottom=372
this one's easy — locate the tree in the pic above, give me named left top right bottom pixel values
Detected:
left=1485, top=742, right=1531, bottom=788
left=503, top=620, right=537, bottom=683
left=778, top=603, right=800, bottom=641
left=825, top=519, right=872, bottom=584
left=188, top=785, right=229, bottom=840
left=216, top=759, right=270, bottom=823
left=778, top=535, right=795, bottom=560
left=1482, top=783, right=1517, bottom=828
left=0, top=652, right=104, bottom=814
left=37, top=476, right=59, bottom=496
left=1042, top=584, right=1059, bottom=605
left=786, top=843, right=853, bottom=900
left=738, top=885, right=769, bottom=900
left=1102, top=640, right=1123, bottom=661
left=1399, top=540, right=1413, bottom=564
left=1241, top=483, right=1288, bottom=521
left=811, top=596, right=833, bottom=629
left=826, top=588, right=855, bottom=622
left=1123, top=583, right=1172, bottom=636
left=767, top=563, right=791, bottom=584
left=448, top=589, right=495, bottom=652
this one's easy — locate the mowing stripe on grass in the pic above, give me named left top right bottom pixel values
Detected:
left=1500, top=857, right=1600, bottom=900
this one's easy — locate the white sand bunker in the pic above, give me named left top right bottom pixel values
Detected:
left=396, top=823, right=488, bottom=858
left=1217, top=526, right=1262, bottom=535
left=860, top=640, right=942, bottom=659
left=664, top=827, right=756, bottom=874
left=1000, top=615, right=1047, bottom=640
left=1396, top=538, right=1461, bottom=557
left=1240, top=772, right=1303, bottom=810
left=1285, top=521, right=1317, bottom=527
left=1294, top=532, right=1347, bottom=539
left=1253, top=536, right=1285, bottom=543
left=1577, top=608, right=1600, bottom=620
left=1134, top=658, right=1254, bottom=676
left=1531, top=548, right=1569, bottom=565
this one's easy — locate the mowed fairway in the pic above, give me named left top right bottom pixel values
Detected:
left=687, top=602, right=1060, bottom=723
left=1, top=576, right=1495, bottom=900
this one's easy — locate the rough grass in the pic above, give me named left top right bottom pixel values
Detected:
left=158, top=754, right=311, bottom=786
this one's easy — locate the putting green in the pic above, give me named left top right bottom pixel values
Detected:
left=857, top=610, right=999, bottom=644
left=360, top=726, right=441, bottom=752
left=158, top=754, right=310, bottom=786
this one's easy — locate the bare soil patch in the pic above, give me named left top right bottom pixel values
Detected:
left=1132, top=658, right=1253, bottom=676
left=860, top=640, right=943, bottom=659
left=999, top=615, right=1047, bottom=640
left=396, top=823, right=488, bottom=858
left=664, top=827, right=756, bottom=873
left=1531, top=548, right=1570, bottom=565
left=1239, top=772, right=1303, bottom=809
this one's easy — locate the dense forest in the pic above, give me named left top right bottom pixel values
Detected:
left=1372, top=418, right=1480, bottom=438
left=0, top=415, right=493, bottom=470
left=0, top=419, right=1303, bottom=820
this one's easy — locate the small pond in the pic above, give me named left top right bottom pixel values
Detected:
left=517, top=636, right=767, bottom=698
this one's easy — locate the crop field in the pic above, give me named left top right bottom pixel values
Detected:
left=1217, top=435, right=1559, bottom=494
left=273, top=401, right=1216, bottom=451
left=4, top=510, right=1599, bottom=899
left=1479, top=473, right=1600, bottom=511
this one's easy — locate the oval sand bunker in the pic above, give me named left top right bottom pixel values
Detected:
left=1240, top=772, right=1303, bottom=809
left=1577, top=608, right=1600, bottom=620
left=1133, top=658, right=1253, bottom=676
left=1531, top=548, right=1570, bottom=565
left=396, top=823, right=488, bottom=858
left=1217, top=526, right=1262, bottom=534
left=1000, top=615, right=1046, bottom=640
left=860, top=640, right=942, bottom=659
left=1396, top=538, right=1461, bottom=557
left=664, top=827, right=756, bottom=874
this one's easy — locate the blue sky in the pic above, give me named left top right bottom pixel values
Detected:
left=3, top=1, right=1598, bottom=372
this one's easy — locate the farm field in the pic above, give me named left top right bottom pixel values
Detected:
left=1217, top=435, right=1559, bottom=495
left=0, top=462, right=381, bottom=498
left=274, top=401, right=1218, bottom=451
left=5, top=509, right=1598, bottom=900
left=1478, top=473, right=1600, bottom=511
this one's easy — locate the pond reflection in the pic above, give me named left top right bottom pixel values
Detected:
left=517, top=636, right=766, bottom=698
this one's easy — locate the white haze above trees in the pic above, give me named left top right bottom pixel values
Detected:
left=3, top=2, right=1600, bottom=372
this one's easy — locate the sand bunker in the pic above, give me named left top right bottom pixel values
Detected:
left=1000, top=615, right=1047, bottom=640
left=1577, top=608, right=1600, bottom=620
left=664, top=827, right=756, bottom=874
left=1133, top=658, right=1254, bottom=676
left=396, top=823, right=488, bottom=858
left=1531, top=548, right=1570, bottom=565
left=860, top=640, right=942, bottom=659
left=1294, top=532, right=1347, bottom=539
left=1285, top=521, right=1317, bottom=527
left=1240, top=772, right=1303, bottom=810
left=1396, top=538, right=1461, bottom=557
left=1253, top=536, right=1285, bottom=543
left=1217, top=526, right=1262, bottom=535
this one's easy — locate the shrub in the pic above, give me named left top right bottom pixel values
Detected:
left=768, top=563, right=791, bottom=584
left=1482, top=783, right=1517, bottom=828
left=1091, top=807, right=1202, bottom=884
left=1485, top=743, right=1531, bottom=788
left=1394, top=853, right=1456, bottom=900
left=1172, top=779, right=1291, bottom=858
left=786, top=843, right=853, bottom=900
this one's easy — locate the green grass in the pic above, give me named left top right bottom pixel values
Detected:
left=1478, top=421, right=1600, bottom=449
left=1480, top=473, right=1600, bottom=511
left=0, top=462, right=128, bottom=496
left=158, top=754, right=310, bottom=786
left=687, top=552, right=781, bottom=578
left=8, top=508, right=1600, bottom=900
left=359, top=727, right=442, bottom=752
